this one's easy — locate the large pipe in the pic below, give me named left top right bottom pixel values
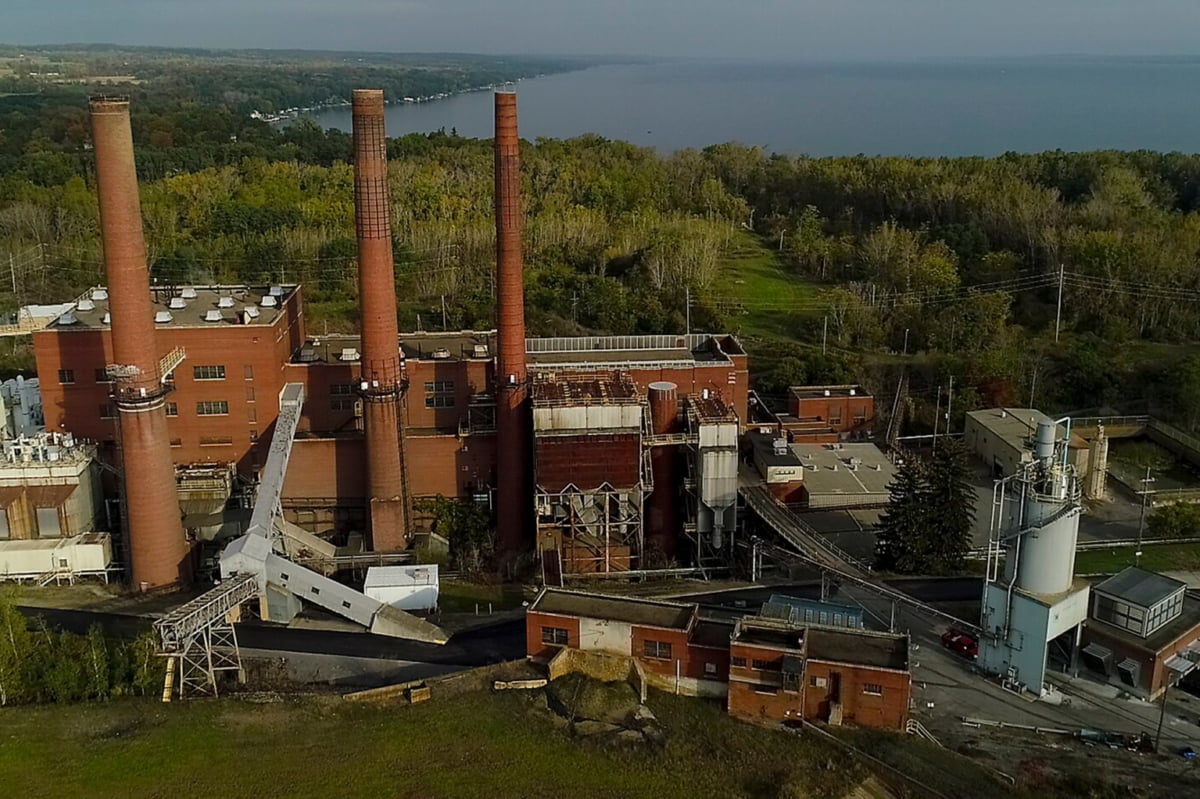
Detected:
left=646, top=381, right=680, bottom=562
left=352, top=89, right=408, bottom=552
left=494, top=90, right=530, bottom=555
left=89, top=97, right=189, bottom=589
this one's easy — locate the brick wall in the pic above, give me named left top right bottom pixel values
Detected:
left=802, top=660, right=910, bottom=731
left=526, top=611, right=582, bottom=662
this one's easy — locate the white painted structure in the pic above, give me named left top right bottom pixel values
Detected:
left=0, top=532, right=113, bottom=581
left=363, top=564, right=440, bottom=611
left=0, top=375, right=43, bottom=439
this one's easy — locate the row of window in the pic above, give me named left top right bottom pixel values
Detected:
left=168, top=431, right=257, bottom=447
left=59, top=364, right=254, bottom=385
left=424, top=381, right=455, bottom=393
left=99, top=400, right=248, bottom=419
left=730, top=656, right=781, bottom=671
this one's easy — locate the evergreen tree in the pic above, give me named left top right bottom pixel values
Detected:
left=922, top=440, right=976, bottom=575
left=874, top=457, right=928, bottom=573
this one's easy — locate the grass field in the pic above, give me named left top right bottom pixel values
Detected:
left=0, top=690, right=888, bottom=799
left=1073, top=541, right=1200, bottom=575
left=712, top=232, right=824, bottom=341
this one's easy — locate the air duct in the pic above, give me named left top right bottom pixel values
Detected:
left=351, top=89, right=409, bottom=551
left=494, top=89, right=530, bottom=556
left=89, top=97, right=190, bottom=589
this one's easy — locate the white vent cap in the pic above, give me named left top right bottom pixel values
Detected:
left=269, top=285, right=284, bottom=297
left=244, top=305, right=261, bottom=318
left=102, top=312, right=111, bottom=324
left=168, top=297, right=187, bottom=310
left=180, top=287, right=198, bottom=299
left=90, top=289, right=108, bottom=301
left=340, top=348, right=360, bottom=362
left=76, top=299, right=95, bottom=311
left=154, top=311, right=173, bottom=323
left=57, top=312, right=78, bottom=325
left=204, top=309, right=223, bottom=322
left=218, top=296, right=235, bottom=308
left=260, top=295, right=278, bottom=308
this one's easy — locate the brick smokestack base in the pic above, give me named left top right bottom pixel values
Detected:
left=494, top=90, right=530, bottom=556
left=646, top=382, right=681, bottom=561
left=352, top=88, right=409, bottom=551
left=89, top=97, right=190, bottom=589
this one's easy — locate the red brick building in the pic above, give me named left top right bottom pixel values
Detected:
left=781, top=385, right=875, bottom=443
left=34, top=287, right=749, bottom=552
left=526, top=588, right=912, bottom=731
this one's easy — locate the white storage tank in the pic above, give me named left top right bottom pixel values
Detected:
left=363, top=565, right=439, bottom=611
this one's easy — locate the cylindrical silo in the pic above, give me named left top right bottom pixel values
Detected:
left=646, top=381, right=680, bottom=562
left=1014, top=493, right=1080, bottom=595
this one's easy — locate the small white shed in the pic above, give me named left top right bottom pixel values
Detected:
left=363, top=565, right=439, bottom=611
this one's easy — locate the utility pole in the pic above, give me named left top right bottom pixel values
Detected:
left=1055, top=263, right=1064, bottom=343
left=933, top=385, right=942, bottom=453
left=9, top=253, right=16, bottom=294
left=685, top=286, right=691, bottom=336
left=1155, top=676, right=1174, bottom=754
left=1137, top=466, right=1156, bottom=564
left=440, top=295, right=447, bottom=330
left=1029, top=364, right=1039, bottom=409
left=902, top=328, right=909, bottom=356
left=778, top=228, right=786, bottom=251
left=571, top=291, right=578, bottom=324
left=946, top=376, right=954, bottom=436
left=822, top=316, right=828, bottom=355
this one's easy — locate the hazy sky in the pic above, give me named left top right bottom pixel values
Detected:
left=7, top=1, right=1200, bottom=60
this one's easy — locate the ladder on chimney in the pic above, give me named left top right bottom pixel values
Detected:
left=397, top=391, right=414, bottom=543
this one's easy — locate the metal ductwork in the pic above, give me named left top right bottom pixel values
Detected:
left=494, top=89, right=531, bottom=555
left=351, top=89, right=409, bottom=552
left=89, top=97, right=190, bottom=589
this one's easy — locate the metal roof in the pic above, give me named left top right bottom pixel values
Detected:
left=805, top=627, right=910, bottom=671
left=530, top=588, right=695, bottom=630
left=1095, top=567, right=1185, bottom=608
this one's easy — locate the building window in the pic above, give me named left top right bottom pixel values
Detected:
left=98, top=403, right=116, bottom=419
left=703, top=662, right=718, bottom=676
left=57, top=369, right=75, bottom=385
left=243, top=365, right=254, bottom=380
left=250, top=429, right=259, bottom=442
left=541, top=627, right=569, bottom=645
left=424, top=381, right=455, bottom=393
left=246, top=386, right=255, bottom=402
left=169, top=438, right=183, bottom=448
left=193, top=365, right=226, bottom=381
left=196, top=400, right=229, bottom=416
left=731, top=656, right=746, bottom=668
left=330, top=384, right=355, bottom=396
left=165, top=402, right=178, bottom=417
left=862, top=683, right=883, bottom=696
left=247, top=407, right=257, bottom=424
left=752, top=659, right=781, bottom=672
left=200, top=436, right=233, bottom=446
left=811, top=676, right=828, bottom=688
left=643, top=640, right=673, bottom=660
left=94, top=368, right=112, bottom=384
left=752, top=685, right=779, bottom=696
left=331, top=398, right=356, bottom=411
left=424, top=395, right=456, bottom=409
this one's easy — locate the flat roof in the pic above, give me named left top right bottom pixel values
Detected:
left=45, top=285, right=296, bottom=331
left=733, top=617, right=805, bottom=650
left=530, top=588, right=695, bottom=630
left=791, top=442, right=896, bottom=498
left=526, top=333, right=740, bottom=370
left=749, top=431, right=803, bottom=468
left=297, top=331, right=497, bottom=365
left=965, top=408, right=1062, bottom=447
left=790, top=385, right=872, bottom=400
left=691, top=617, right=735, bottom=649
left=806, top=628, right=909, bottom=671
left=1089, top=593, right=1200, bottom=654
left=689, top=395, right=738, bottom=422
left=531, top=373, right=641, bottom=405
left=1095, top=567, right=1185, bottom=608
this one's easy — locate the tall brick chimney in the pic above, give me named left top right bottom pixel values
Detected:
left=494, top=90, right=530, bottom=556
left=89, top=97, right=190, bottom=589
left=352, top=89, right=409, bottom=551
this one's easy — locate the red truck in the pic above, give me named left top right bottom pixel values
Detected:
left=941, top=628, right=978, bottom=660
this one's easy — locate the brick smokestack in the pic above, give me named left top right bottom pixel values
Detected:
left=494, top=90, right=530, bottom=555
left=352, top=89, right=409, bottom=551
left=646, top=381, right=680, bottom=562
left=89, top=97, right=189, bottom=589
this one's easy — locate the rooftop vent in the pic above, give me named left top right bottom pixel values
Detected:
left=824, top=389, right=831, bottom=397
left=217, top=296, right=235, bottom=309
left=340, top=348, right=360, bottom=362
left=772, top=438, right=789, bottom=456
left=269, top=285, right=283, bottom=297
left=260, top=295, right=278, bottom=308
left=57, top=312, right=77, bottom=326
left=154, top=311, right=173, bottom=324
left=849, top=388, right=856, bottom=396
left=168, top=297, right=187, bottom=310
left=90, top=289, right=108, bottom=301
left=102, top=312, right=110, bottom=324
left=432, top=348, right=451, bottom=360
left=204, top=310, right=223, bottom=323
left=472, top=344, right=490, bottom=358
left=180, top=287, right=198, bottom=299
left=297, top=347, right=318, bottom=363
left=76, top=299, right=95, bottom=312
left=243, top=305, right=261, bottom=319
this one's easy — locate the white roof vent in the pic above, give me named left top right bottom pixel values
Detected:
left=90, top=288, right=108, bottom=301
left=472, top=344, right=489, bottom=358
left=168, top=297, right=187, bottom=310
left=204, top=310, right=224, bottom=323
left=432, top=348, right=451, bottom=360
left=76, top=299, right=95, bottom=312
left=102, top=312, right=111, bottom=324
left=298, top=347, right=318, bottom=363
left=260, top=295, right=278, bottom=308
left=155, top=311, right=173, bottom=324
left=269, top=285, right=284, bottom=297
left=340, top=348, right=360, bottom=362
left=57, top=312, right=78, bottom=326
left=849, top=388, right=856, bottom=396
left=824, top=389, right=831, bottom=397
left=217, top=296, right=235, bottom=308
left=180, top=287, right=198, bottom=299
left=243, top=305, right=261, bottom=319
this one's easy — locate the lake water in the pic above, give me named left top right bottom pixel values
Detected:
left=305, top=58, right=1200, bottom=157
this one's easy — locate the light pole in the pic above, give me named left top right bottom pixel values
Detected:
left=902, top=328, right=909, bottom=356
left=1137, top=466, right=1156, bottom=565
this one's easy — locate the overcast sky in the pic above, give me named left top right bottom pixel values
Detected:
left=7, top=1, right=1200, bottom=60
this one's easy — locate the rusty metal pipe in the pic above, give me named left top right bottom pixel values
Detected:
left=352, top=89, right=408, bottom=551
left=89, top=97, right=189, bottom=589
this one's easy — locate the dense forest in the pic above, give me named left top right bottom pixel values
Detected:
left=3, top=47, right=1200, bottom=434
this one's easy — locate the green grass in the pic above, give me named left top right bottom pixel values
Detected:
left=438, top=579, right=527, bottom=613
left=0, top=690, right=884, bottom=799
left=713, top=232, right=823, bottom=341
left=1073, top=541, right=1200, bottom=575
